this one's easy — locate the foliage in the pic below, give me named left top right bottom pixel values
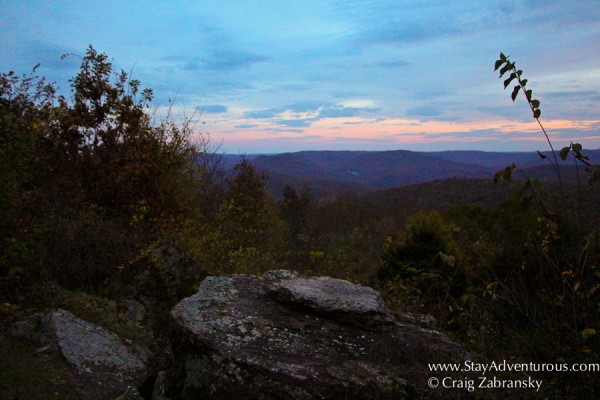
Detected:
left=280, top=184, right=311, bottom=241
left=0, top=46, right=209, bottom=296
left=219, top=159, right=273, bottom=248
left=494, top=52, right=597, bottom=192
left=378, top=211, right=469, bottom=320
left=212, top=158, right=288, bottom=274
left=489, top=53, right=600, bottom=368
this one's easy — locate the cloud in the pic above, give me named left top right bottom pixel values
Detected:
left=534, top=90, right=600, bottom=120
left=515, top=0, right=600, bottom=28
left=286, top=101, right=325, bottom=113
left=332, top=1, right=468, bottom=50
left=276, top=82, right=312, bottom=91
left=375, top=60, right=411, bottom=68
left=245, top=108, right=282, bottom=119
left=364, top=22, right=461, bottom=45
left=557, top=128, right=600, bottom=139
left=202, top=49, right=269, bottom=71
left=26, top=41, right=80, bottom=71
left=5, top=1, right=599, bottom=154
left=406, top=106, right=443, bottom=118
left=543, top=90, right=600, bottom=100
left=200, top=105, right=228, bottom=114
left=3, top=40, right=80, bottom=93
left=234, top=124, right=258, bottom=129
left=276, top=119, right=313, bottom=128
left=264, top=127, right=304, bottom=134
left=331, top=91, right=369, bottom=99
left=244, top=102, right=380, bottom=128
left=166, top=49, right=268, bottom=74
left=318, top=106, right=379, bottom=118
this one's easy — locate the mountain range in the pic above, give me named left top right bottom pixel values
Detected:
left=222, top=149, right=600, bottom=197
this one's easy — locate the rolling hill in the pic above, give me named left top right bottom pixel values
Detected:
left=236, top=149, right=600, bottom=197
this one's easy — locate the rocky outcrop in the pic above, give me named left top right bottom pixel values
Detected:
left=8, top=309, right=149, bottom=400
left=166, top=270, right=468, bottom=399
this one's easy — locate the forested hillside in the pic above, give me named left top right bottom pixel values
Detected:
left=2, top=47, right=600, bottom=398
left=234, top=149, right=600, bottom=198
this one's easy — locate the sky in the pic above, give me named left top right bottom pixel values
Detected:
left=2, top=0, right=600, bottom=154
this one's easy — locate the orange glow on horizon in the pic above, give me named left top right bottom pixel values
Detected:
left=202, top=115, right=600, bottom=149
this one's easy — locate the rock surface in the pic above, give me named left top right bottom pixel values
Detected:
left=167, top=270, right=468, bottom=399
left=8, top=309, right=149, bottom=400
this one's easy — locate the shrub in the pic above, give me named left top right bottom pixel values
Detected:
left=0, top=46, right=210, bottom=295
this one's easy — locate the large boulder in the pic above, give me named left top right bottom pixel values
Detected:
left=166, top=270, right=468, bottom=399
left=8, top=309, right=149, bottom=400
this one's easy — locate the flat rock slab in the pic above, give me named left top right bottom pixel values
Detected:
left=168, top=270, right=467, bottom=399
left=269, top=275, right=396, bottom=329
left=9, top=309, right=148, bottom=400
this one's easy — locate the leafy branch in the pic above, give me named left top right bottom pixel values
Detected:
left=492, top=53, right=600, bottom=360
left=494, top=52, right=565, bottom=200
left=494, top=52, right=598, bottom=205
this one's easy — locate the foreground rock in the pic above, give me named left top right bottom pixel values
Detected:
left=8, top=309, right=149, bottom=400
left=167, top=270, right=468, bottom=399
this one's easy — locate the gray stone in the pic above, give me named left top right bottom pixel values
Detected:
left=168, top=270, right=468, bottom=399
left=268, top=275, right=396, bottom=329
left=152, top=371, right=172, bottom=400
left=9, top=309, right=149, bottom=400
left=120, top=299, right=147, bottom=324
left=115, top=386, right=145, bottom=400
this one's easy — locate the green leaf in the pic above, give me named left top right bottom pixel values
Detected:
left=521, top=79, right=527, bottom=87
left=511, top=85, right=521, bottom=101
left=575, top=153, right=591, bottom=166
left=500, top=52, right=507, bottom=61
left=494, top=59, right=504, bottom=71
left=517, top=69, right=523, bottom=77
left=531, top=99, right=540, bottom=108
left=582, top=328, right=596, bottom=340
left=525, top=89, right=532, bottom=100
left=493, top=170, right=503, bottom=184
left=503, top=73, right=516, bottom=89
left=533, top=109, right=541, bottom=118
left=503, top=164, right=515, bottom=182
left=560, top=146, right=570, bottom=160
left=520, top=195, right=533, bottom=208
left=499, top=63, right=511, bottom=77
left=438, top=252, right=456, bottom=267
left=572, top=143, right=583, bottom=153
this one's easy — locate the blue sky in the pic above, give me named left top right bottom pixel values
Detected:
left=2, top=0, right=600, bottom=153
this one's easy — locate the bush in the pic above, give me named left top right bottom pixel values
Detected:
left=378, top=211, right=469, bottom=318
left=0, top=46, right=210, bottom=296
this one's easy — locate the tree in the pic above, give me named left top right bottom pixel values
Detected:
left=0, top=46, right=208, bottom=289
left=378, top=211, right=467, bottom=311
left=280, top=184, right=311, bottom=239
left=0, top=68, right=57, bottom=281
left=219, top=159, right=272, bottom=248
left=209, top=159, right=288, bottom=274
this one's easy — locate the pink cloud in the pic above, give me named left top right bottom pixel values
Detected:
left=200, top=115, right=600, bottom=152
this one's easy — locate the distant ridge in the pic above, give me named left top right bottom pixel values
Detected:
left=250, top=150, right=493, bottom=195
left=219, top=149, right=600, bottom=197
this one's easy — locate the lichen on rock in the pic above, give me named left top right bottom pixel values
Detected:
left=168, top=270, right=468, bottom=399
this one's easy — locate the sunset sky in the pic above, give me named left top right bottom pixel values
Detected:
left=2, top=0, right=600, bottom=153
